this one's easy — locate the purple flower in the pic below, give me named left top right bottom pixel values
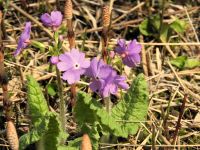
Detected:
left=50, top=56, right=59, bottom=64
left=86, top=58, right=129, bottom=97
left=85, top=58, right=113, bottom=93
left=40, top=11, right=63, bottom=28
left=57, top=49, right=90, bottom=84
left=100, top=70, right=129, bottom=98
left=115, top=39, right=141, bottom=67
left=14, top=22, right=31, bottom=56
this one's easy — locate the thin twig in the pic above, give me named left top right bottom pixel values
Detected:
left=172, top=94, right=187, bottom=144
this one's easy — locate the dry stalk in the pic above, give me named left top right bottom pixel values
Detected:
left=0, top=8, right=19, bottom=150
left=65, top=0, right=76, bottom=107
left=101, top=4, right=110, bottom=62
left=172, top=94, right=187, bottom=144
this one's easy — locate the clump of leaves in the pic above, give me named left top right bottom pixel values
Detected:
left=19, top=74, right=149, bottom=150
left=170, top=56, right=200, bottom=69
left=73, top=74, right=149, bottom=149
left=19, top=76, right=67, bottom=150
left=139, top=15, right=188, bottom=42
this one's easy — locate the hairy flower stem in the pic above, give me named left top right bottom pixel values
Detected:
left=104, top=97, right=111, bottom=115
left=36, top=137, right=45, bottom=150
left=56, top=67, right=66, bottom=136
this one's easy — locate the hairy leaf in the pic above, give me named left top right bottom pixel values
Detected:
left=27, top=75, right=49, bottom=126
left=43, top=113, right=67, bottom=150
left=111, top=74, right=149, bottom=136
left=22, top=76, right=67, bottom=150
left=19, top=116, right=50, bottom=150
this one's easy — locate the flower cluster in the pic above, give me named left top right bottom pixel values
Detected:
left=85, top=58, right=129, bottom=97
left=115, top=39, right=141, bottom=67
left=56, top=53, right=129, bottom=98
left=14, top=11, right=142, bottom=98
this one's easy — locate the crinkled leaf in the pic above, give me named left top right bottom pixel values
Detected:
left=27, top=75, right=49, bottom=126
left=19, top=116, right=50, bottom=150
left=170, top=56, right=187, bottom=69
left=111, top=74, right=149, bottom=136
left=184, top=58, right=200, bottom=69
left=170, top=19, right=187, bottom=33
left=25, top=76, right=68, bottom=150
left=43, top=113, right=67, bottom=150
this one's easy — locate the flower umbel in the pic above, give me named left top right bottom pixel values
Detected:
left=86, top=58, right=129, bottom=97
left=57, top=49, right=90, bottom=84
left=41, top=11, right=63, bottom=29
left=115, top=39, right=141, bottom=67
left=14, top=22, right=31, bottom=56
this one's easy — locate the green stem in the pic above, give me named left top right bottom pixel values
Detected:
left=36, top=137, right=45, bottom=150
left=56, top=67, right=65, bottom=132
left=104, top=97, right=111, bottom=115
left=159, top=0, right=165, bottom=38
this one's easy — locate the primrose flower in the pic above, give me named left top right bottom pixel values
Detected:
left=50, top=56, right=59, bottom=64
left=100, top=70, right=129, bottom=98
left=14, top=22, right=31, bottom=56
left=40, top=11, right=63, bottom=29
left=86, top=58, right=129, bottom=98
left=85, top=58, right=113, bottom=93
left=57, top=49, right=90, bottom=84
left=115, top=39, right=141, bottom=67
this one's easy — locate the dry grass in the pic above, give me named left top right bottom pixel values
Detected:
left=0, top=0, right=200, bottom=149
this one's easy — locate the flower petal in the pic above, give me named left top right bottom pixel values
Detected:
left=57, top=62, right=72, bottom=71
left=41, top=13, right=52, bottom=27
left=62, top=69, right=81, bottom=84
left=51, top=11, right=63, bottom=27
left=115, top=39, right=126, bottom=54
left=89, top=80, right=102, bottom=92
left=127, top=39, right=141, bottom=54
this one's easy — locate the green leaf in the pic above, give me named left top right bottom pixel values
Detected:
left=19, top=113, right=67, bottom=150
left=170, top=19, right=187, bottom=33
left=19, top=116, right=50, bottom=150
left=160, top=24, right=170, bottom=42
left=43, top=113, right=67, bottom=150
left=170, top=56, right=187, bottom=69
left=31, top=40, right=46, bottom=52
left=47, top=84, right=56, bottom=96
left=25, top=76, right=67, bottom=149
left=27, top=75, right=49, bottom=126
left=139, top=19, right=153, bottom=36
left=184, top=58, right=200, bottom=69
left=111, top=74, right=149, bottom=136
